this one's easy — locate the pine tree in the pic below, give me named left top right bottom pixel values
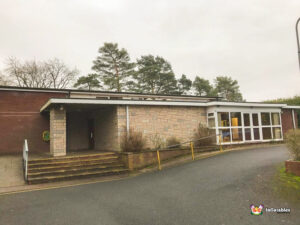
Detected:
left=74, top=74, right=101, bottom=90
left=92, top=43, right=135, bottom=92
left=132, top=55, right=177, bottom=94
left=193, top=76, right=213, bottom=96
left=177, top=74, right=192, bottom=95
left=214, top=76, right=243, bottom=101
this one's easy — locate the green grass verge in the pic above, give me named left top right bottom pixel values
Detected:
left=273, top=164, right=300, bottom=203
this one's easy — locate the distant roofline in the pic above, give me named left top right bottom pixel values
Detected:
left=0, top=85, right=220, bottom=100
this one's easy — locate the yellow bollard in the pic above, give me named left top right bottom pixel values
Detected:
left=156, top=150, right=161, bottom=170
left=190, top=142, right=195, bottom=160
left=219, top=135, right=223, bottom=152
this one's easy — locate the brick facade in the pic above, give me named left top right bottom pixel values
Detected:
left=117, top=105, right=207, bottom=149
left=50, top=108, right=66, bottom=156
left=0, top=90, right=66, bottom=154
left=281, top=109, right=298, bottom=135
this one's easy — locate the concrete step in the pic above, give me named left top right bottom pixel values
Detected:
left=27, top=168, right=128, bottom=184
left=27, top=164, right=125, bottom=178
left=28, top=161, right=122, bottom=173
left=28, top=152, right=117, bottom=164
left=28, top=156, right=119, bottom=169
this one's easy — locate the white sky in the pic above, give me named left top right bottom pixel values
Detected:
left=0, top=0, right=299, bottom=101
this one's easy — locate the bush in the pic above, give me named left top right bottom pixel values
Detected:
left=121, top=128, right=146, bottom=152
left=193, top=123, right=215, bottom=147
left=166, top=136, right=181, bottom=149
left=285, top=129, right=300, bottom=161
left=149, top=133, right=166, bottom=150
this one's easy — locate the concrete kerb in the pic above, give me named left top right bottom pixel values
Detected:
left=0, top=143, right=284, bottom=195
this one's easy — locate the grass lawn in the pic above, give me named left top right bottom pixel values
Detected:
left=273, top=164, right=300, bottom=204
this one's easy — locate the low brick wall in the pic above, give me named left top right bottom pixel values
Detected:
left=285, top=160, right=300, bottom=176
left=121, top=149, right=191, bottom=170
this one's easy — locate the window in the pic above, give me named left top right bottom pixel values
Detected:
left=231, top=128, right=243, bottom=142
left=219, top=129, right=231, bottom=142
left=273, top=127, right=282, bottom=139
left=252, top=114, right=259, bottom=126
left=218, top=112, right=230, bottom=127
left=244, top=113, right=250, bottom=126
left=245, top=128, right=252, bottom=140
left=208, top=113, right=214, bottom=117
left=271, top=113, right=280, bottom=125
left=262, top=127, right=272, bottom=140
left=253, top=128, right=260, bottom=140
left=261, top=113, right=271, bottom=125
left=230, top=112, right=241, bottom=126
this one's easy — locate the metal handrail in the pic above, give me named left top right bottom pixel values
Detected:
left=145, top=133, right=221, bottom=153
left=23, top=139, right=29, bottom=181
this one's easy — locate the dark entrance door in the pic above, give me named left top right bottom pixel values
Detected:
left=88, top=119, right=95, bottom=149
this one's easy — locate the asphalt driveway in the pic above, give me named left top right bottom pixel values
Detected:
left=0, top=146, right=299, bottom=225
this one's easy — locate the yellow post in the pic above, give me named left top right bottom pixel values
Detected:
left=190, top=142, right=195, bottom=160
left=219, top=135, right=223, bottom=152
left=156, top=150, right=161, bottom=170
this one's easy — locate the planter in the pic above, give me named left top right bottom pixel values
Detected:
left=120, top=149, right=190, bottom=171
left=285, top=160, right=300, bottom=176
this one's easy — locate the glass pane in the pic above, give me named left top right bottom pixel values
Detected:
left=245, top=128, right=252, bottom=140
left=244, top=113, right=250, bottom=126
left=219, top=129, right=231, bottom=143
left=208, top=118, right=215, bottom=128
left=208, top=113, right=214, bottom=117
left=271, top=113, right=280, bottom=125
left=272, top=127, right=282, bottom=139
left=218, top=112, right=230, bottom=127
left=231, top=128, right=243, bottom=142
left=253, top=128, right=260, bottom=140
left=261, top=113, right=271, bottom=125
left=230, top=112, right=241, bottom=126
left=262, top=127, right=272, bottom=140
left=252, top=114, right=259, bottom=126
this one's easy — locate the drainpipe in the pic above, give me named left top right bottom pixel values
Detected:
left=126, top=105, right=130, bottom=133
left=292, top=109, right=296, bottom=129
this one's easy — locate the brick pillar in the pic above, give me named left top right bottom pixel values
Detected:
left=50, top=107, right=66, bottom=157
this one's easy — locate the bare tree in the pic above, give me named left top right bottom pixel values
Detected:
left=4, top=57, right=78, bottom=89
left=0, top=71, right=12, bottom=86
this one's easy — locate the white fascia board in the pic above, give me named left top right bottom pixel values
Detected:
left=40, top=98, right=290, bottom=113
left=282, top=105, right=300, bottom=109
left=40, top=98, right=208, bottom=112
left=206, top=101, right=286, bottom=108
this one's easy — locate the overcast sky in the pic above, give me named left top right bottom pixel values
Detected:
left=0, top=0, right=299, bottom=101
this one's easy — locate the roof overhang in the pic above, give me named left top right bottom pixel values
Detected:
left=40, top=98, right=294, bottom=113
left=40, top=98, right=209, bottom=112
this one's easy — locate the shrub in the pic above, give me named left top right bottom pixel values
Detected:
left=149, top=133, right=166, bottom=150
left=166, top=136, right=181, bottom=149
left=193, top=123, right=215, bottom=147
left=121, top=128, right=146, bottom=152
left=285, top=129, right=300, bottom=161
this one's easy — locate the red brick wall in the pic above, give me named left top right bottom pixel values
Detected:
left=122, top=149, right=191, bottom=170
left=0, top=90, right=67, bottom=154
left=285, top=160, right=300, bottom=176
left=281, top=109, right=298, bottom=135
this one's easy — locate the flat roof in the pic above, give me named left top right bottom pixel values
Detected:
left=0, top=85, right=219, bottom=100
left=40, top=98, right=295, bottom=112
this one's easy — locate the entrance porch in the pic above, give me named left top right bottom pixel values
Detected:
left=46, top=104, right=120, bottom=157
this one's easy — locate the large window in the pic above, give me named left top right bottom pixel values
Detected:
left=218, top=112, right=230, bottom=127
left=261, top=112, right=282, bottom=140
left=212, top=110, right=283, bottom=144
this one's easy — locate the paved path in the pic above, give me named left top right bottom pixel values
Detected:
left=0, top=146, right=298, bottom=225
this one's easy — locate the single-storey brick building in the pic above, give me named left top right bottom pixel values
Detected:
left=0, top=86, right=299, bottom=156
